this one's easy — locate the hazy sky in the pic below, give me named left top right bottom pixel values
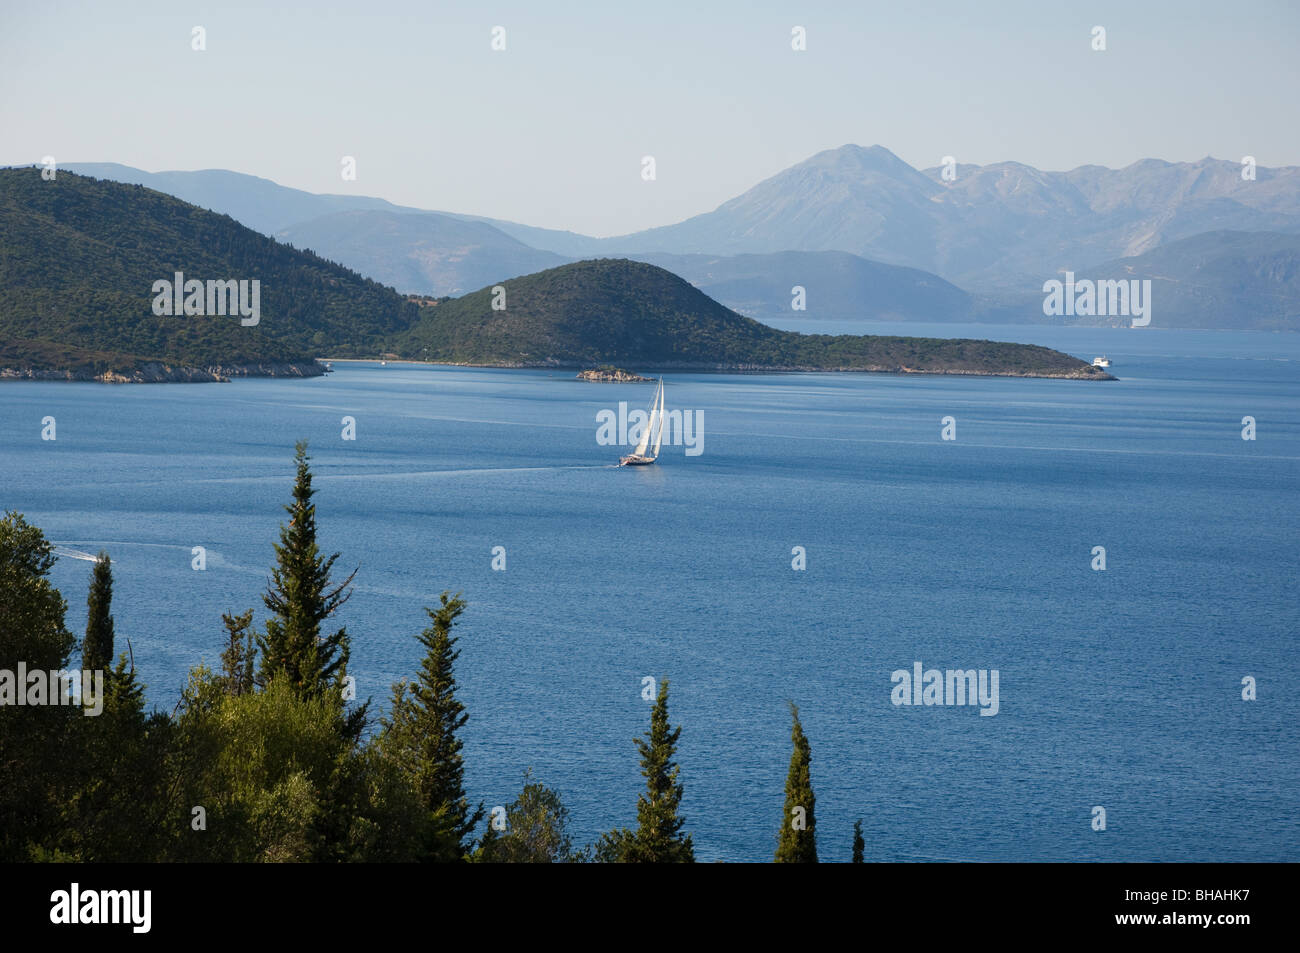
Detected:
left=3, top=0, right=1298, bottom=236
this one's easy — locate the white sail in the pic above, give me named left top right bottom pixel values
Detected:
left=632, top=423, right=651, bottom=456
left=651, top=378, right=665, bottom=457
left=632, top=380, right=659, bottom=456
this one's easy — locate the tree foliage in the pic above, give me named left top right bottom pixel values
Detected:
left=598, top=678, right=694, bottom=863
left=475, top=772, right=582, bottom=863
left=257, top=441, right=358, bottom=716
left=0, top=512, right=75, bottom=860
left=0, top=168, right=421, bottom=375
left=377, top=592, right=483, bottom=861
left=775, top=701, right=818, bottom=863
left=81, top=552, right=114, bottom=673
left=220, top=609, right=256, bottom=697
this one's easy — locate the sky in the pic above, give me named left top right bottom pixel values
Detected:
left=2, top=0, right=1298, bottom=236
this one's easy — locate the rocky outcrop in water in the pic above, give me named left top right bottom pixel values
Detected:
left=576, top=367, right=653, bottom=382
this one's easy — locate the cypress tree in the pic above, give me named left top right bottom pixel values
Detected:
left=852, top=818, right=865, bottom=863
left=257, top=441, right=357, bottom=700
left=82, top=552, right=114, bottom=673
left=69, top=551, right=155, bottom=861
left=775, top=701, right=817, bottom=863
left=624, top=679, right=694, bottom=863
left=76, top=551, right=148, bottom=811
left=220, top=609, right=256, bottom=697
left=378, top=591, right=483, bottom=861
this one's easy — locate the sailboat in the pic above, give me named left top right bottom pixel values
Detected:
left=619, top=377, right=665, bottom=467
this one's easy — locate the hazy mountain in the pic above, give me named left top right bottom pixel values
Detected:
left=278, top=210, right=567, bottom=296
left=604, top=146, right=945, bottom=268
left=1073, top=230, right=1300, bottom=330
left=616, top=250, right=975, bottom=322
left=600, top=146, right=1300, bottom=291
left=931, top=155, right=1300, bottom=289
left=47, top=151, right=1300, bottom=329
left=59, top=162, right=410, bottom=235
left=457, top=217, right=604, bottom=258
left=58, top=162, right=602, bottom=255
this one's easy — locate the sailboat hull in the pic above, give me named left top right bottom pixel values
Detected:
left=619, top=454, right=656, bottom=467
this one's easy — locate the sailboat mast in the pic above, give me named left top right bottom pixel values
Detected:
left=651, top=378, right=665, bottom=458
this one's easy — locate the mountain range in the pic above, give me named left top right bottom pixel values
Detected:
left=52, top=148, right=1300, bottom=331
left=610, top=146, right=1300, bottom=291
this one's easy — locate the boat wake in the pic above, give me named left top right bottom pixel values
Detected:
left=53, top=547, right=98, bottom=562
left=320, top=464, right=619, bottom=482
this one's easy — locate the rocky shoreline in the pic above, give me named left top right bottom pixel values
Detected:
left=0, top=361, right=326, bottom=383
left=1, top=357, right=1114, bottom=383
left=437, top=360, right=1115, bottom=381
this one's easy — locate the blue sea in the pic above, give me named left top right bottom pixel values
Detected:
left=2, top=324, right=1297, bottom=862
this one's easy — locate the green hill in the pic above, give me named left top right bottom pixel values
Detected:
left=398, top=259, right=1110, bottom=378
left=0, top=168, right=420, bottom=378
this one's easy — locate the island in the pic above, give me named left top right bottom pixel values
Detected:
left=576, top=366, right=653, bottom=382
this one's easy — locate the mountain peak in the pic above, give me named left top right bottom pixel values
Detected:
left=806, top=143, right=915, bottom=176
left=835, top=143, right=898, bottom=157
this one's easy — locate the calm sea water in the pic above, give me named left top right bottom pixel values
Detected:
left=2, top=325, right=1297, bottom=862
